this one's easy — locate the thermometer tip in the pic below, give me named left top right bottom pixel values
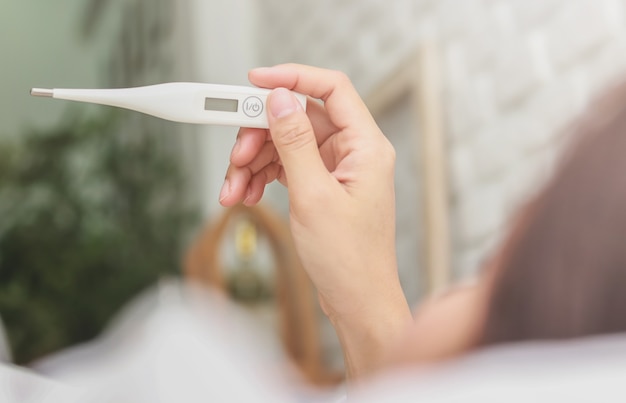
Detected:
left=30, top=88, right=53, bottom=97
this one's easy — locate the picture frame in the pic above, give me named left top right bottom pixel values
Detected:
left=366, top=43, right=450, bottom=296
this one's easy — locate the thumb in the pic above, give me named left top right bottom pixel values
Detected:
left=267, top=88, right=327, bottom=191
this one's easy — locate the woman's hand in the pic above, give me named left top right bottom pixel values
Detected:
left=220, top=64, right=411, bottom=378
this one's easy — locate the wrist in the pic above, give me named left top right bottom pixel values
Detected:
left=321, top=282, right=412, bottom=380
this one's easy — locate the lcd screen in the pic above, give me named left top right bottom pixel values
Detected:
left=204, top=97, right=239, bottom=112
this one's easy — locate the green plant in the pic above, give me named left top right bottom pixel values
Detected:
left=0, top=110, right=195, bottom=364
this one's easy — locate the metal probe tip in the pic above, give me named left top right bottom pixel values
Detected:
left=30, top=88, right=53, bottom=97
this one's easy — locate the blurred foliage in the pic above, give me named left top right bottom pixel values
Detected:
left=0, top=111, right=195, bottom=364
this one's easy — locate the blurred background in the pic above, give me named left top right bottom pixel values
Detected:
left=2, top=0, right=626, bottom=386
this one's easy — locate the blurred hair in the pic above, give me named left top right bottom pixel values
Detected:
left=480, top=80, right=626, bottom=344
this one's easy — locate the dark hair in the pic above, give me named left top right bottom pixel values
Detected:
left=480, top=81, right=626, bottom=344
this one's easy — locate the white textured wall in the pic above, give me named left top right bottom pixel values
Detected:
left=185, top=0, right=260, bottom=218
left=256, top=0, right=626, bottom=280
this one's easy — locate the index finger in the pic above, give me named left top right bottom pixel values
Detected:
left=249, top=64, right=377, bottom=133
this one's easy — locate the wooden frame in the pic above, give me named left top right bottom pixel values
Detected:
left=184, top=204, right=342, bottom=385
left=366, top=43, right=450, bottom=294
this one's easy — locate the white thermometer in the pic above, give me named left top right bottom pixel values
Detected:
left=30, top=83, right=306, bottom=129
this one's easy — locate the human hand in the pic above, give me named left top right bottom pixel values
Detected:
left=220, top=64, right=411, bottom=376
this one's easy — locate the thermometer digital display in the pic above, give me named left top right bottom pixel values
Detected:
left=30, top=83, right=306, bottom=129
left=204, top=97, right=239, bottom=113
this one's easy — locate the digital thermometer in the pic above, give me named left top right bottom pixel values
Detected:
left=30, top=83, right=307, bottom=129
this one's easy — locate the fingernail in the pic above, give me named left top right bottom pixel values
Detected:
left=251, top=67, right=271, bottom=74
left=270, top=88, right=299, bottom=119
left=231, top=137, right=241, bottom=158
left=243, top=187, right=253, bottom=206
left=219, top=179, right=231, bottom=202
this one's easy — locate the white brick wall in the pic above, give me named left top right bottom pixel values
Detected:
left=256, top=0, right=626, bottom=280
